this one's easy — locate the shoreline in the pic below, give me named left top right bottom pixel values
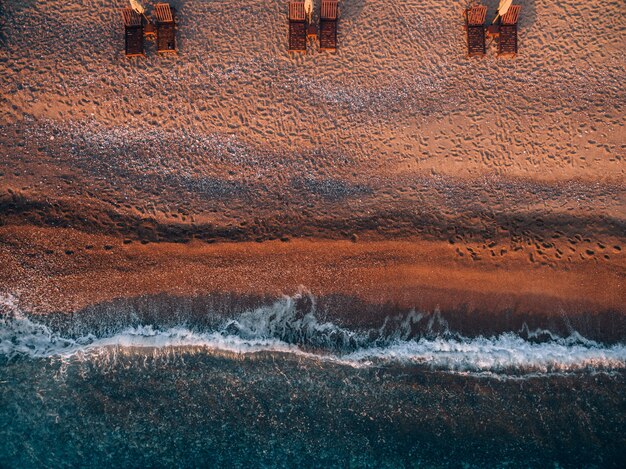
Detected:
left=1, top=0, right=624, bottom=342
left=2, top=227, right=624, bottom=335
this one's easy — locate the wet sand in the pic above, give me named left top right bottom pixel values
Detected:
left=2, top=227, right=623, bottom=334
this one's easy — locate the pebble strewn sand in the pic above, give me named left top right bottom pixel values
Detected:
left=0, top=0, right=624, bottom=316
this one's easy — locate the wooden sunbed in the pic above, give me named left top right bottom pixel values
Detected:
left=498, top=5, right=521, bottom=57
left=121, top=8, right=144, bottom=57
left=319, top=0, right=338, bottom=51
left=288, top=2, right=307, bottom=52
left=154, top=3, right=176, bottom=54
left=464, top=5, right=486, bottom=58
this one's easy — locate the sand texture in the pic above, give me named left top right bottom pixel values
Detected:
left=0, top=0, right=624, bottom=317
left=1, top=226, right=624, bottom=330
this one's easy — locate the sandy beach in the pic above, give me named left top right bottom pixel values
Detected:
left=1, top=0, right=625, bottom=319
left=1, top=3, right=626, bottom=466
left=1, top=225, right=624, bottom=342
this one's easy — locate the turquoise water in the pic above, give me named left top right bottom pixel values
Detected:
left=1, top=293, right=625, bottom=467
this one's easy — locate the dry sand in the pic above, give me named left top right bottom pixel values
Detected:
left=0, top=1, right=624, bottom=320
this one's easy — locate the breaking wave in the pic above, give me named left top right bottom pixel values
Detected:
left=1, top=292, right=625, bottom=375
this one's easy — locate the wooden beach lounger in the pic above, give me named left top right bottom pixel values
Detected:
left=121, top=8, right=144, bottom=57
left=154, top=3, right=176, bottom=54
left=464, top=5, right=486, bottom=58
left=498, top=5, right=521, bottom=57
left=319, top=0, right=338, bottom=51
left=288, top=2, right=307, bottom=52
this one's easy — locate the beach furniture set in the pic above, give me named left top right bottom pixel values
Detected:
left=464, top=4, right=522, bottom=58
left=289, top=1, right=339, bottom=53
left=122, top=1, right=520, bottom=59
left=121, top=3, right=176, bottom=57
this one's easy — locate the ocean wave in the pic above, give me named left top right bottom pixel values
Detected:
left=1, top=292, right=625, bottom=375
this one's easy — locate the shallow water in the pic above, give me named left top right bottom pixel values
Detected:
left=1, top=293, right=625, bottom=467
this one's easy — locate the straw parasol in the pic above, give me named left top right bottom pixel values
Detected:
left=492, top=0, right=513, bottom=24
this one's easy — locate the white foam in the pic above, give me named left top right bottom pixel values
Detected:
left=85, top=326, right=305, bottom=356
left=2, top=292, right=625, bottom=374
left=343, top=335, right=626, bottom=373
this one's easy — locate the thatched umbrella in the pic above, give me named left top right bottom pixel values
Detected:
left=492, top=0, right=513, bottom=24
left=304, top=0, right=313, bottom=24
left=129, top=0, right=145, bottom=15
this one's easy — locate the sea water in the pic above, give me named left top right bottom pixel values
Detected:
left=1, top=293, right=624, bottom=467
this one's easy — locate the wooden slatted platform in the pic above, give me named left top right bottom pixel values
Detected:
left=498, top=5, right=521, bottom=57
left=154, top=3, right=174, bottom=23
left=501, top=5, right=521, bottom=26
left=319, top=0, right=338, bottom=51
left=122, top=8, right=142, bottom=28
left=288, top=2, right=306, bottom=52
left=121, top=8, right=144, bottom=57
left=289, top=1, right=306, bottom=21
left=154, top=3, right=176, bottom=54
left=321, top=0, right=338, bottom=20
left=465, top=5, right=486, bottom=26
left=464, top=5, right=486, bottom=58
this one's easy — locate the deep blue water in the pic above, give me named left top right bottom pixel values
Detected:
left=1, top=293, right=625, bottom=468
